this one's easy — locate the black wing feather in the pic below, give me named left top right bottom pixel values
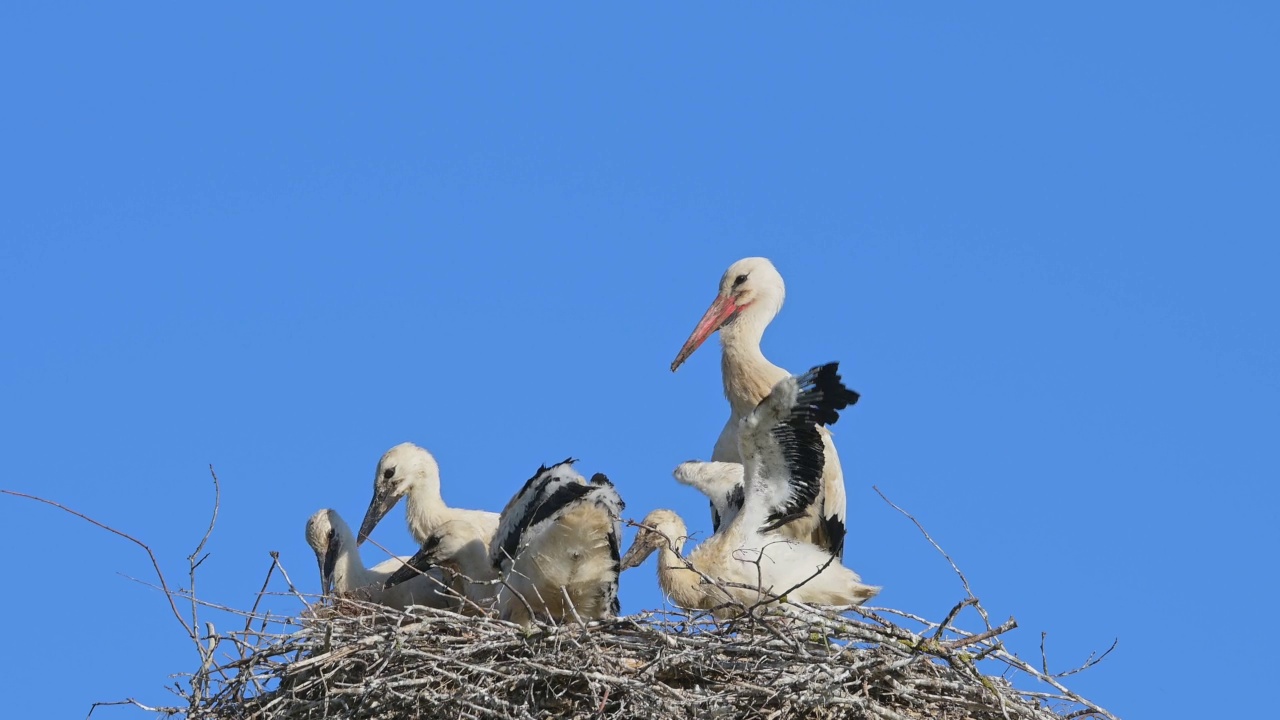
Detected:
left=711, top=483, right=746, bottom=532
left=382, top=533, right=443, bottom=589
left=761, top=362, right=860, bottom=534
left=526, top=482, right=594, bottom=529
left=510, top=457, right=580, bottom=501
left=820, top=512, right=847, bottom=559
left=726, top=484, right=745, bottom=518
left=590, top=473, right=625, bottom=511
left=605, top=519, right=622, bottom=617
left=789, top=362, right=860, bottom=426
left=492, top=467, right=591, bottom=570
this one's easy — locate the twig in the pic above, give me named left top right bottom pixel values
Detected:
left=874, top=485, right=992, bottom=630
left=187, top=466, right=222, bottom=706
left=935, top=598, right=979, bottom=641
left=86, top=698, right=181, bottom=719
left=241, top=554, right=279, bottom=660
left=1, top=489, right=192, bottom=640
left=1055, top=638, right=1119, bottom=678
left=944, top=616, right=1018, bottom=650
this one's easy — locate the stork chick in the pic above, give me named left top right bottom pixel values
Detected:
left=357, top=442, right=501, bottom=597
left=490, top=461, right=625, bottom=627
left=304, top=508, right=455, bottom=611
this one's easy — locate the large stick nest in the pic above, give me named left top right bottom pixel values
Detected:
left=12, top=477, right=1114, bottom=720
left=176, top=592, right=1116, bottom=720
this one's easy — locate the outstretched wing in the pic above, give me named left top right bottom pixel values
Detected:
left=739, top=362, right=860, bottom=534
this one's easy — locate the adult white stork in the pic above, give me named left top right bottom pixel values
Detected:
left=304, top=509, right=456, bottom=611
left=360, top=440, right=504, bottom=586
left=620, top=363, right=879, bottom=615
left=670, top=257, right=853, bottom=558
left=489, top=460, right=625, bottom=626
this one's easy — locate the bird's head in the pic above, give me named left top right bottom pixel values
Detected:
left=619, top=509, right=688, bottom=570
left=305, top=508, right=347, bottom=597
left=671, top=257, right=786, bottom=371
left=358, top=442, right=439, bottom=544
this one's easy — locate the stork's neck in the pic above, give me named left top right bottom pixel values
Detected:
left=655, top=545, right=705, bottom=610
left=720, top=330, right=788, bottom=417
left=333, top=544, right=375, bottom=593
left=404, top=478, right=447, bottom=542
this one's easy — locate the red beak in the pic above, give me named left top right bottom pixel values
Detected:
left=670, top=294, right=738, bottom=372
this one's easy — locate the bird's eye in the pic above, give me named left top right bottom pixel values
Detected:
left=382, top=467, right=395, bottom=480
left=733, top=273, right=749, bottom=287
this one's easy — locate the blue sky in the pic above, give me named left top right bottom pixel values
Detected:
left=2, top=4, right=1276, bottom=718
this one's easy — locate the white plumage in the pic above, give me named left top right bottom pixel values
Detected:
left=380, top=517, right=499, bottom=614
left=304, top=509, right=456, bottom=611
left=357, top=442, right=500, bottom=597
left=672, top=460, right=745, bottom=531
left=621, top=363, right=879, bottom=615
left=670, top=257, right=853, bottom=557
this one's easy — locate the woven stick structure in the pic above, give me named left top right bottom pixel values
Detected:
left=4, top=478, right=1117, bottom=720
left=140, top=584, right=1116, bottom=720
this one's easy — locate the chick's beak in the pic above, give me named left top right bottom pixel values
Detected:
left=619, top=535, right=658, bottom=570
left=358, top=488, right=396, bottom=545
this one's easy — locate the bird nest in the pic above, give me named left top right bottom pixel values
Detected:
left=152, top=589, right=1116, bottom=720
left=8, top=480, right=1116, bottom=720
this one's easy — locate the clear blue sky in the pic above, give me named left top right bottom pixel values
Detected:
left=2, top=4, right=1276, bottom=718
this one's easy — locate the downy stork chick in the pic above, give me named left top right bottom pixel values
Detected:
left=304, top=509, right=456, bottom=611
left=670, top=257, right=854, bottom=558
left=358, top=442, right=500, bottom=549
left=490, top=460, right=625, bottom=627
left=381, top=517, right=500, bottom=614
left=620, top=363, right=879, bottom=615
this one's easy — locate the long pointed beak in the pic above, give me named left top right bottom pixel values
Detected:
left=357, top=490, right=396, bottom=545
left=321, top=530, right=339, bottom=596
left=619, top=538, right=658, bottom=570
left=670, top=294, right=738, bottom=372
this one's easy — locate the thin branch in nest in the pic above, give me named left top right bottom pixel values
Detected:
left=944, top=617, right=1018, bottom=650
left=86, top=697, right=181, bottom=719
left=874, top=484, right=992, bottom=630
left=1044, top=634, right=1120, bottom=679
left=189, top=465, right=221, bottom=571
left=269, top=549, right=308, bottom=605
left=0, top=489, right=193, bottom=641
left=935, top=598, right=979, bottom=641
left=187, top=466, right=222, bottom=706
left=241, top=553, right=280, bottom=660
